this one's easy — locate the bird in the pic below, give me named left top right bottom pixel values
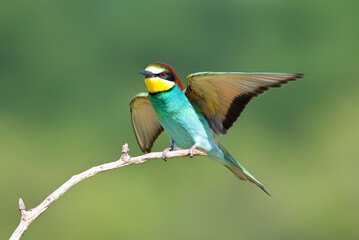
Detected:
left=130, top=62, right=303, bottom=195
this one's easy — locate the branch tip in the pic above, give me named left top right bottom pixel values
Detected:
left=122, top=143, right=129, bottom=154
left=19, top=198, right=26, bottom=211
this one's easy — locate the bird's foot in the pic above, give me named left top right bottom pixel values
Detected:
left=188, top=143, right=199, bottom=158
left=161, top=146, right=173, bottom=161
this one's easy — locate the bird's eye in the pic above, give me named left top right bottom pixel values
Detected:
left=160, top=72, right=166, bottom=78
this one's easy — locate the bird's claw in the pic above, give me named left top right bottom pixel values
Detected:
left=188, top=143, right=199, bottom=158
left=161, top=147, right=173, bottom=162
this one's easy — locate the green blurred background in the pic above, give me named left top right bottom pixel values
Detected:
left=1, top=0, right=358, bottom=239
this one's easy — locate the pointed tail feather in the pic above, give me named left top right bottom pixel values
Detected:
left=224, top=162, right=270, bottom=196
left=218, top=144, right=270, bottom=196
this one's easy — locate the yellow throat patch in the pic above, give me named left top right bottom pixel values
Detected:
left=145, top=78, right=175, bottom=94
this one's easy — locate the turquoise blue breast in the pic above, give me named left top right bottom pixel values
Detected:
left=148, top=86, right=214, bottom=151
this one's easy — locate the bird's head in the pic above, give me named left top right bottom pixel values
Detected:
left=139, top=62, right=184, bottom=94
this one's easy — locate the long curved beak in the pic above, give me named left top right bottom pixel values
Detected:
left=139, top=70, right=154, bottom=78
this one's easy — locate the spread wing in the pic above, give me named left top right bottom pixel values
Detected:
left=130, top=92, right=163, bottom=153
left=185, top=72, right=303, bottom=135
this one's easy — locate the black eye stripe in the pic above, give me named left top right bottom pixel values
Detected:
left=155, top=72, right=175, bottom=81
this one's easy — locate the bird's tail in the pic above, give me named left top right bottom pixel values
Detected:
left=217, top=143, right=270, bottom=196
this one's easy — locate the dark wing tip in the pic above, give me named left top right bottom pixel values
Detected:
left=254, top=73, right=303, bottom=94
left=144, top=126, right=164, bottom=153
left=221, top=73, right=302, bottom=134
left=296, top=73, right=304, bottom=78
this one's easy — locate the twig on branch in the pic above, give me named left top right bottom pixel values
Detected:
left=10, top=143, right=206, bottom=240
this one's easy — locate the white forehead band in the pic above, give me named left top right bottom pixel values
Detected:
left=145, top=66, right=164, bottom=74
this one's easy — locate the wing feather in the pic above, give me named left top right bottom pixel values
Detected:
left=186, top=72, right=303, bottom=135
left=130, top=93, right=163, bottom=152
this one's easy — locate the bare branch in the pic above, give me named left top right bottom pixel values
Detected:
left=9, top=144, right=206, bottom=240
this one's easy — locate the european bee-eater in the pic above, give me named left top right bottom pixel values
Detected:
left=130, top=62, right=303, bottom=195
